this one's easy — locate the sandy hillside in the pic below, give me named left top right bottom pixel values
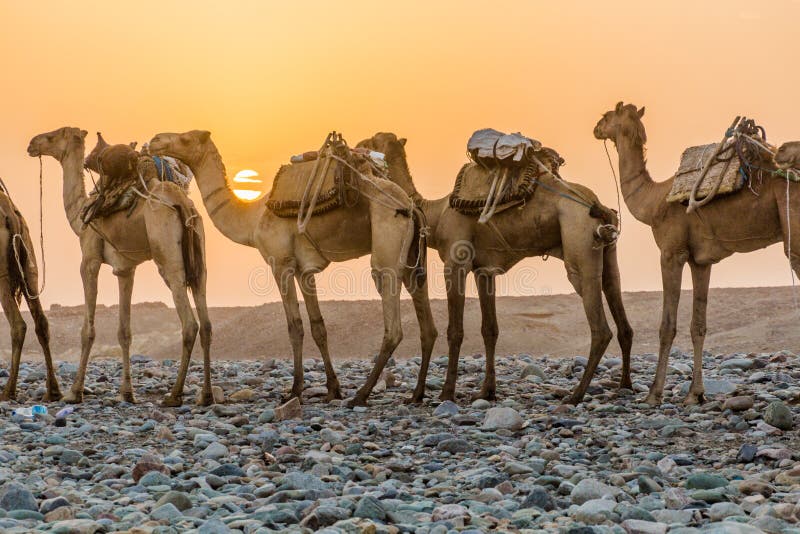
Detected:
left=1, top=286, right=798, bottom=363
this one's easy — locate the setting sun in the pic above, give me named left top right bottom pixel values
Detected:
left=232, top=169, right=263, bottom=201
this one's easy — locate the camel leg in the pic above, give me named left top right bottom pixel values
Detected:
left=347, top=266, right=403, bottom=407
left=565, top=262, right=613, bottom=405
left=645, top=255, right=684, bottom=406
left=404, top=270, right=438, bottom=405
left=274, top=264, right=305, bottom=401
left=473, top=271, right=498, bottom=401
left=298, top=272, right=342, bottom=402
left=26, top=297, right=61, bottom=402
left=191, top=273, right=214, bottom=407
left=63, top=258, right=101, bottom=404
left=0, top=278, right=25, bottom=401
left=116, top=269, right=136, bottom=403
left=440, top=263, right=468, bottom=402
left=159, top=269, right=198, bottom=407
left=602, top=244, right=634, bottom=389
left=685, top=262, right=711, bottom=405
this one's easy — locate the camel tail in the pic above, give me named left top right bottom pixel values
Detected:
left=407, top=206, right=427, bottom=288
left=3, top=205, right=27, bottom=304
left=176, top=205, right=204, bottom=291
left=589, top=202, right=619, bottom=246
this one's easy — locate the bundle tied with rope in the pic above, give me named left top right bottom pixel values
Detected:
left=667, top=116, right=776, bottom=211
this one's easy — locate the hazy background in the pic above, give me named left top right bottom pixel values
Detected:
left=2, top=1, right=799, bottom=307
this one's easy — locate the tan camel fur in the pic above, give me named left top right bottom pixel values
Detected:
left=0, top=191, right=61, bottom=401
left=27, top=127, right=213, bottom=406
left=148, top=130, right=437, bottom=406
left=594, top=102, right=784, bottom=405
left=357, top=133, right=633, bottom=404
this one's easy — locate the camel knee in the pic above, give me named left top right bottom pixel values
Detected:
left=383, top=324, right=403, bottom=351
left=593, top=324, right=613, bottom=348
left=481, top=321, right=498, bottom=344
left=81, top=323, right=96, bottom=345
left=309, top=317, right=327, bottom=345
left=658, top=318, right=676, bottom=343
left=618, top=321, right=633, bottom=349
left=287, top=317, right=304, bottom=342
left=200, top=320, right=212, bottom=342
left=11, top=320, right=26, bottom=342
left=421, top=324, right=438, bottom=349
left=690, top=320, right=706, bottom=341
left=183, top=320, right=199, bottom=345
left=447, top=324, right=464, bottom=348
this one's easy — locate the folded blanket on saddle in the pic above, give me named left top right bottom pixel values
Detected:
left=666, top=142, right=745, bottom=204
left=467, top=128, right=543, bottom=167
left=450, top=146, right=564, bottom=216
left=267, top=143, right=380, bottom=218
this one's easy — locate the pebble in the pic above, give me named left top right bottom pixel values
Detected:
left=0, top=351, right=796, bottom=532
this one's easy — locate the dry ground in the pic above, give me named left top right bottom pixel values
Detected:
left=0, top=286, right=796, bottom=363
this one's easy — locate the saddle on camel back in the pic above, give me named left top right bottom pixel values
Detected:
left=265, top=131, right=388, bottom=219
left=450, top=128, right=565, bottom=222
left=666, top=117, right=775, bottom=207
left=81, top=133, right=194, bottom=225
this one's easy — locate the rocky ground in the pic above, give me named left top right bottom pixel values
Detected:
left=0, top=349, right=798, bottom=534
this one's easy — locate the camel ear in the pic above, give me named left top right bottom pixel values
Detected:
left=398, top=138, right=407, bottom=147
left=197, top=130, right=211, bottom=143
left=637, top=106, right=646, bottom=118
left=615, top=102, right=624, bottom=113
left=80, top=130, right=88, bottom=139
left=129, top=141, right=137, bottom=150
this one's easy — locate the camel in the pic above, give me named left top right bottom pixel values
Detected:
left=775, top=142, right=800, bottom=171
left=0, top=190, right=61, bottom=401
left=147, top=130, right=437, bottom=406
left=27, top=128, right=213, bottom=406
left=357, top=133, right=634, bottom=404
left=594, top=102, right=785, bottom=405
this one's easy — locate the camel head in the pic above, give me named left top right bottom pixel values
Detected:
left=27, top=127, right=87, bottom=160
left=594, top=102, right=646, bottom=144
left=774, top=142, right=800, bottom=170
left=356, top=132, right=407, bottom=156
left=148, top=130, right=212, bottom=164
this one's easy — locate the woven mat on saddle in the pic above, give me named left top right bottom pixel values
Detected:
left=450, top=128, right=564, bottom=216
left=81, top=144, right=188, bottom=224
left=266, top=138, right=386, bottom=218
left=666, top=141, right=746, bottom=204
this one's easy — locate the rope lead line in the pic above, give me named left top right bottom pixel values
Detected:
left=10, top=158, right=47, bottom=300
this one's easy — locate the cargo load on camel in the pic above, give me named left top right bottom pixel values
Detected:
left=666, top=117, right=776, bottom=207
left=450, top=128, right=565, bottom=221
left=265, top=131, right=388, bottom=219
left=81, top=133, right=194, bottom=225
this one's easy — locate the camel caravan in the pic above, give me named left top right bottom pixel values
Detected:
left=2, top=103, right=800, bottom=409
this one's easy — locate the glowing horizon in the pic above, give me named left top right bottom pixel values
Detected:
left=2, top=1, right=799, bottom=306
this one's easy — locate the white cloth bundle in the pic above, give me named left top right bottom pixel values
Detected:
left=467, top=128, right=542, bottom=164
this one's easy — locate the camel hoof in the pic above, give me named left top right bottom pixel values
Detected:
left=563, top=395, right=581, bottom=406
left=404, top=394, right=424, bottom=405
left=683, top=392, right=705, bottom=406
left=42, top=389, right=63, bottom=403
left=283, top=392, right=303, bottom=405
left=644, top=393, right=662, bottom=406
left=471, top=388, right=497, bottom=402
left=325, top=385, right=344, bottom=403
left=162, top=395, right=183, bottom=407
left=195, top=391, right=214, bottom=407
left=346, top=396, right=368, bottom=408
left=618, top=379, right=633, bottom=391
left=438, top=391, right=456, bottom=403
left=117, top=390, right=137, bottom=404
left=62, top=390, right=83, bottom=404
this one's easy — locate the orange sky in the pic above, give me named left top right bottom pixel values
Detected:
left=2, top=1, right=800, bottom=306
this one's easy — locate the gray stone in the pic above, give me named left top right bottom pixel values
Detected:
left=0, top=483, right=37, bottom=512
left=763, top=401, right=793, bottom=430
left=353, top=495, right=386, bottom=520
left=482, top=407, right=525, bottom=430
left=571, top=478, right=621, bottom=504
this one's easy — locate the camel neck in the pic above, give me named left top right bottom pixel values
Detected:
left=614, top=133, right=657, bottom=226
left=190, top=142, right=263, bottom=247
left=60, top=146, right=88, bottom=236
